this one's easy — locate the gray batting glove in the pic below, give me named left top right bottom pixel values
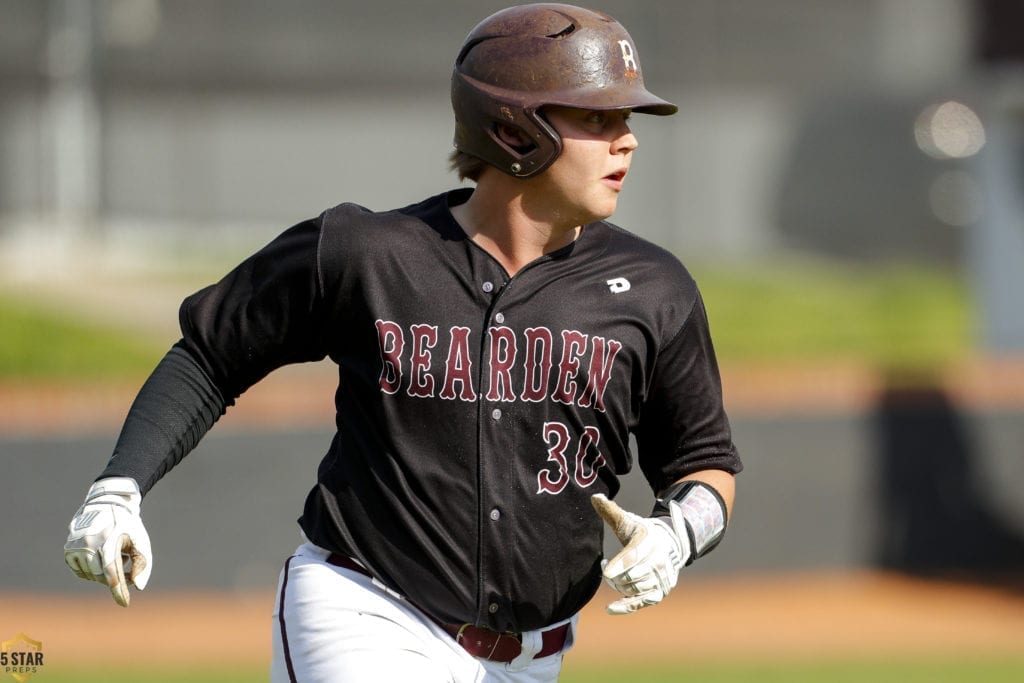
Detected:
left=591, top=493, right=690, bottom=615
left=64, top=477, right=153, bottom=607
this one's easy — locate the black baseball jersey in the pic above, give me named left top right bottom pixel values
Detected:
left=105, top=188, right=741, bottom=633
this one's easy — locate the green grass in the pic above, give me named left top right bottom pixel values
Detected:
left=694, top=260, right=972, bottom=370
left=35, top=657, right=1024, bottom=682
left=0, top=260, right=972, bottom=380
left=0, top=293, right=164, bottom=380
left=35, top=668, right=262, bottom=683
left=561, top=658, right=1024, bottom=683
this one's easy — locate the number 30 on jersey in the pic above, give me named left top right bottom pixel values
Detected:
left=537, top=422, right=607, bottom=494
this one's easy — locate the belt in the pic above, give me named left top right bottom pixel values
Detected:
left=326, top=553, right=569, bottom=663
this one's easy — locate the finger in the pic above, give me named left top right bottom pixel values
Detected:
left=617, top=571, right=659, bottom=596
left=81, top=549, right=105, bottom=582
left=64, top=552, right=84, bottom=574
left=64, top=553, right=93, bottom=581
left=127, top=547, right=151, bottom=590
left=602, top=530, right=656, bottom=579
left=606, top=595, right=646, bottom=615
left=128, top=531, right=152, bottom=590
left=102, top=535, right=131, bottom=607
left=110, top=580, right=130, bottom=607
left=605, top=569, right=659, bottom=601
left=606, top=590, right=661, bottom=615
left=591, top=494, right=642, bottom=546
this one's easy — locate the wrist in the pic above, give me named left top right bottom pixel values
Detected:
left=85, top=477, right=142, bottom=512
left=652, top=480, right=728, bottom=565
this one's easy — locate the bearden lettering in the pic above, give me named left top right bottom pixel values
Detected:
left=375, top=319, right=622, bottom=411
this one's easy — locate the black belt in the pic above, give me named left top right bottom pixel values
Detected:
left=326, top=553, right=569, bottom=663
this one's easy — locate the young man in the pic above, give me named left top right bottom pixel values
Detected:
left=64, top=4, right=742, bottom=681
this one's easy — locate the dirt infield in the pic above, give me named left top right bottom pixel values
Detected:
left=4, top=571, right=1023, bottom=669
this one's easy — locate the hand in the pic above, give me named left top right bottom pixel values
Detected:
left=591, top=493, right=690, bottom=615
left=64, top=477, right=153, bottom=607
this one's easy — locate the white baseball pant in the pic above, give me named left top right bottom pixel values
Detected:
left=270, top=543, right=576, bottom=682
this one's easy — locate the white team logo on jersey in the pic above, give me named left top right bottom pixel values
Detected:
left=618, top=40, right=638, bottom=75
left=607, top=277, right=631, bottom=293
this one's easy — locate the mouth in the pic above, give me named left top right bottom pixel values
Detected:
left=603, top=169, right=627, bottom=190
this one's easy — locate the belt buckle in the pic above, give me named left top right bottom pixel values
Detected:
left=454, top=623, right=522, bottom=662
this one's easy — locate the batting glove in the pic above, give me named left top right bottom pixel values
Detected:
left=64, top=477, right=153, bottom=607
left=591, top=493, right=690, bottom=615
left=593, top=481, right=728, bottom=615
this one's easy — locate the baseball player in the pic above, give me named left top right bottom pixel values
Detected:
left=64, top=4, right=742, bottom=682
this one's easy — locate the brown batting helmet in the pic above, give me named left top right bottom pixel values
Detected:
left=451, top=3, right=678, bottom=178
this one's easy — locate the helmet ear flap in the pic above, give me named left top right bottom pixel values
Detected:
left=484, top=108, right=562, bottom=177
left=452, top=73, right=563, bottom=178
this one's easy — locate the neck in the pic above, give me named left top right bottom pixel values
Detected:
left=451, top=177, right=581, bottom=276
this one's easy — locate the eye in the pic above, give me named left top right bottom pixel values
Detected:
left=584, top=110, right=632, bottom=127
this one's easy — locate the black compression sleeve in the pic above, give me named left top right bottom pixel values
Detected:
left=98, top=341, right=229, bottom=496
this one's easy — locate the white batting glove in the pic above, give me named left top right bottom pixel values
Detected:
left=591, top=493, right=690, bottom=615
left=64, top=477, right=153, bottom=607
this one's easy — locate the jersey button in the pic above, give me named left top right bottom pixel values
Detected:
left=488, top=603, right=499, bottom=614
left=491, top=408, right=502, bottom=420
left=482, top=281, right=494, bottom=293
left=489, top=508, right=501, bottom=521
left=494, top=312, right=505, bottom=324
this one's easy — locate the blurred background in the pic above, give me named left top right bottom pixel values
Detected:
left=1, top=0, right=1022, bottom=679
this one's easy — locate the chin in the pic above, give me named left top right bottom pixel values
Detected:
left=592, top=201, right=620, bottom=221
left=563, top=193, right=619, bottom=225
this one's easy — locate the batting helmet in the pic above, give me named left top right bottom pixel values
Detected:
left=451, top=3, right=678, bottom=178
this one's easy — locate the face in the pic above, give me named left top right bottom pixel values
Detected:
left=521, top=106, right=639, bottom=228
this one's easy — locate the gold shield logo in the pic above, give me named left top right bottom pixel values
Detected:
left=1, top=633, right=44, bottom=683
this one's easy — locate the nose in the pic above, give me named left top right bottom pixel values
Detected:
left=613, top=121, right=638, bottom=155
